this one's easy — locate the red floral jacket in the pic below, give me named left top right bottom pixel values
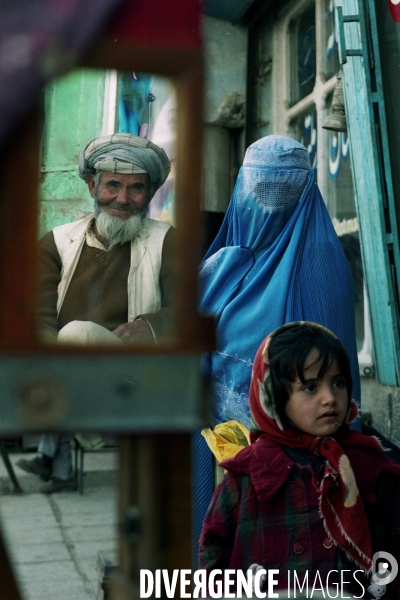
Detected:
left=199, top=436, right=400, bottom=599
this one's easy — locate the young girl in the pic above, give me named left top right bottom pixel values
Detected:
left=199, top=322, right=400, bottom=598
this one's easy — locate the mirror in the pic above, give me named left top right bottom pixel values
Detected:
left=37, top=68, right=178, bottom=348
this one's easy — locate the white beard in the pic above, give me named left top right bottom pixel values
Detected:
left=94, top=201, right=146, bottom=247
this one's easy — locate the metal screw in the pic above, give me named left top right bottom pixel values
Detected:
left=18, top=379, right=67, bottom=427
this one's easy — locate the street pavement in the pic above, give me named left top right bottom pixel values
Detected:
left=0, top=450, right=117, bottom=600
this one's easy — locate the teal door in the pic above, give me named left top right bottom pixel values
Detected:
left=335, top=0, right=400, bottom=385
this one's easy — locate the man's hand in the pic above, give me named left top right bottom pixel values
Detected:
left=113, top=320, right=155, bottom=344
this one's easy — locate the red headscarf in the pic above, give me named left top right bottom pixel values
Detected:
left=249, top=321, right=386, bottom=572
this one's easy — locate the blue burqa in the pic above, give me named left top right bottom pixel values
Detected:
left=199, top=135, right=360, bottom=426
left=192, top=135, right=360, bottom=568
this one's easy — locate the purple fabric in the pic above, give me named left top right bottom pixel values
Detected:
left=0, top=0, right=125, bottom=145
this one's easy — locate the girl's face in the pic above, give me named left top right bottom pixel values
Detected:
left=284, top=347, right=349, bottom=437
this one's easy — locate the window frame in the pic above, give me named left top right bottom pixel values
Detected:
left=272, top=0, right=373, bottom=373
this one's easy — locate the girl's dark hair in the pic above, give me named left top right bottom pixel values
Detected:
left=268, top=324, right=352, bottom=427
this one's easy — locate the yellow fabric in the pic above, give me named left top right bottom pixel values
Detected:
left=201, top=420, right=250, bottom=463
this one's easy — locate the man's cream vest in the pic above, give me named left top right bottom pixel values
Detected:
left=53, top=214, right=170, bottom=321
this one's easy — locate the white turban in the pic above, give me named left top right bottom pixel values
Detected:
left=78, top=133, right=171, bottom=187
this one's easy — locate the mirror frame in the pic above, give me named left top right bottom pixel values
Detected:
left=0, top=13, right=212, bottom=356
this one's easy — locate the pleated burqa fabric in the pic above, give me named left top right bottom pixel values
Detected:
left=199, top=135, right=360, bottom=427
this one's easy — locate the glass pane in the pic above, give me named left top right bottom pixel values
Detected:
left=325, top=129, right=365, bottom=352
left=290, top=102, right=365, bottom=353
left=289, top=6, right=316, bottom=105
left=321, top=0, right=340, bottom=81
left=289, top=106, right=318, bottom=172
left=38, top=68, right=177, bottom=347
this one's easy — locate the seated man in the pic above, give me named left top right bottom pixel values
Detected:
left=17, top=133, right=175, bottom=492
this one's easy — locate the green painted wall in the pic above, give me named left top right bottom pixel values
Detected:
left=39, top=68, right=106, bottom=237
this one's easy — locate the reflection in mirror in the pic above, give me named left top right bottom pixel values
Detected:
left=37, top=68, right=177, bottom=348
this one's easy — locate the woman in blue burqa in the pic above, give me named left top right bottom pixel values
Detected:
left=192, top=134, right=360, bottom=564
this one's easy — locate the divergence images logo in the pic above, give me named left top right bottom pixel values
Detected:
left=371, top=552, right=398, bottom=586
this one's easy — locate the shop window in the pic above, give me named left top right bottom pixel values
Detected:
left=271, top=0, right=371, bottom=366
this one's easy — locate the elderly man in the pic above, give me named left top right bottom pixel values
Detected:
left=17, top=133, right=175, bottom=492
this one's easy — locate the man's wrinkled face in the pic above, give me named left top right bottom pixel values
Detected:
left=87, top=171, right=158, bottom=246
left=88, top=171, right=155, bottom=220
